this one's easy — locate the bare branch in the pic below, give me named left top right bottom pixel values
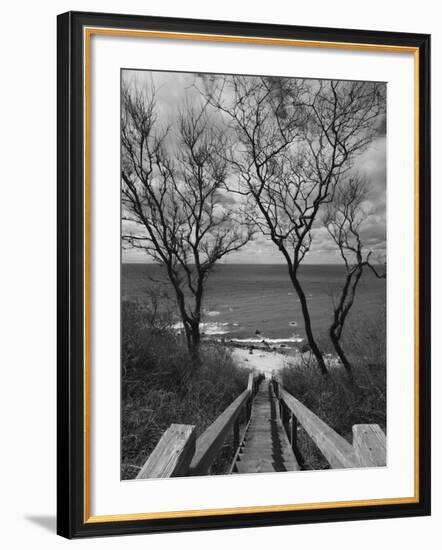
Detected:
left=322, top=174, right=386, bottom=380
left=121, top=82, right=254, bottom=358
left=200, top=75, right=385, bottom=375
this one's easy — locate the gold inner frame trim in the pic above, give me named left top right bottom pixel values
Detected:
left=83, top=26, right=420, bottom=524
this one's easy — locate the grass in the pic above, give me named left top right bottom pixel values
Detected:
left=122, top=298, right=386, bottom=476
left=121, top=299, right=249, bottom=479
left=281, top=311, right=386, bottom=470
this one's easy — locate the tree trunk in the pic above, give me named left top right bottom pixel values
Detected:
left=329, top=329, right=354, bottom=384
left=184, top=321, right=201, bottom=363
left=189, top=322, right=201, bottom=363
left=170, top=281, right=202, bottom=363
left=291, top=273, right=329, bottom=377
left=328, top=268, right=363, bottom=385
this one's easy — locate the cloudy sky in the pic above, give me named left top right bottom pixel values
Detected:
left=121, top=70, right=386, bottom=265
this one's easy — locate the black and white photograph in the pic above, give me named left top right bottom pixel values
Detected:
left=52, top=7, right=431, bottom=540
left=0, top=1, right=435, bottom=545
left=121, top=69, right=387, bottom=479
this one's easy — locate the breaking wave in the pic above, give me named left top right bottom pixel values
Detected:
left=171, top=321, right=231, bottom=336
left=205, top=310, right=221, bottom=317
left=229, top=335, right=303, bottom=344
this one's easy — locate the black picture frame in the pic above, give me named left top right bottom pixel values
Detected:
left=57, top=10, right=431, bottom=539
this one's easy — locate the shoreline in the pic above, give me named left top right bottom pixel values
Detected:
left=230, top=347, right=289, bottom=377
left=219, top=339, right=342, bottom=377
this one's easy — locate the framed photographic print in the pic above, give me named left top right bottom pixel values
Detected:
left=57, top=11, right=431, bottom=538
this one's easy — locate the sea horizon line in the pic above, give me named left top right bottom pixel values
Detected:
left=121, top=261, right=386, bottom=267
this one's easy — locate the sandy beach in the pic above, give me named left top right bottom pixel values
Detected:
left=231, top=347, right=291, bottom=378
left=231, top=346, right=343, bottom=378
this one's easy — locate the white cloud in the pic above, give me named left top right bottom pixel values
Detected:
left=122, top=71, right=386, bottom=265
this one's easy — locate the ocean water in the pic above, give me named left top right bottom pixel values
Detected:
left=122, top=263, right=386, bottom=346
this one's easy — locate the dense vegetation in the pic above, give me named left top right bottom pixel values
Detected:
left=280, top=311, right=386, bottom=469
left=121, top=299, right=249, bottom=479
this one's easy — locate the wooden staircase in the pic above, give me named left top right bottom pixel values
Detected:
left=230, top=379, right=300, bottom=474
left=137, top=372, right=386, bottom=479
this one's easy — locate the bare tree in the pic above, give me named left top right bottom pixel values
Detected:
left=121, top=84, right=252, bottom=360
left=201, top=76, right=385, bottom=376
left=323, top=176, right=385, bottom=381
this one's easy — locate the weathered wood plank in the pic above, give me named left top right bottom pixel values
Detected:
left=189, top=388, right=251, bottom=475
left=272, top=373, right=283, bottom=398
left=231, top=379, right=300, bottom=474
left=352, top=424, right=386, bottom=467
left=240, top=446, right=297, bottom=462
left=233, top=417, right=240, bottom=451
left=290, top=413, right=298, bottom=453
left=236, top=458, right=277, bottom=473
left=279, top=388, right=360, bottom=469
left=137, top=424, right=195, bottom=479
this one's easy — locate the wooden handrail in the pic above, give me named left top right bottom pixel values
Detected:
left=247, top=372, right=254, bottom=392
left=189, top=372, right=255, bottom=475
left=136, top=373, right=264, bottom=478
left=273, top=377, right=386, bottom=469
left=277, top=386, right=360, bottom=469
left=137, top=424, right=196, bottom=479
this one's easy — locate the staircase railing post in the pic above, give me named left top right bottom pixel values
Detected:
left=275, top=375, right=283, bottom=399
left=233, top=417, right=240, bottom=453
left=352, top=424, right=386, bottom=467
left=137, top=424, right=196, bottom=479
left=282, top=403, right=290, bottom=435
left=290, top=413, right=298, bottom=454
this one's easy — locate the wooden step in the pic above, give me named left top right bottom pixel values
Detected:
left=239, top=449, right=296, bottom=463
left=236, top=460, right=299, bottom=473
left=235, top=459, right=278, bottom=473
left=244, top=432, right=292, bottom=446
left=235, top=458, right=299, bottom=473
left=230, top=379, right=300, bottom=474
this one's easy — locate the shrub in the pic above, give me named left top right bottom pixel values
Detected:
left=281, top=311, right=386, bottom=470
left=121, top=300, right=249, bottom=479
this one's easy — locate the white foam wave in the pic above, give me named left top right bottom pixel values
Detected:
left=202, top=323, right=230, bottom=336
left=205, top=310, right=220, bottom=317
left=229, top=335, right=303, bottom=344
left=171, top=321, right=231, bottom=336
